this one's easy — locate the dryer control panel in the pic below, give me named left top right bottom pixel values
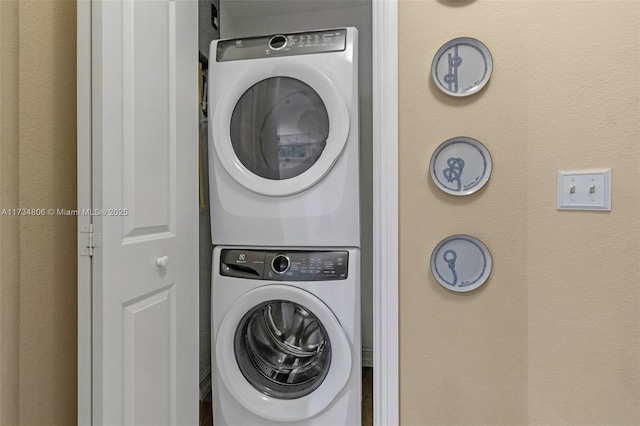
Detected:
left=216, top=28, right=347, bottom=62
left=220, top=249, right=348, bottom=281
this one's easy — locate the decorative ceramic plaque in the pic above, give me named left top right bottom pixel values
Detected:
left=431, top=37, right=493, bottom=97
left=430, top=136, right=492, bottom=196
left=430, top=234, right=492, bottom=292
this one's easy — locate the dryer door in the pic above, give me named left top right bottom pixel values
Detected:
left=211, top=61, right=350, bottom=196
left=215, top=285, right=352, bottom=422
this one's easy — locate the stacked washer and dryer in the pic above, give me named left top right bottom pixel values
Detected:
left=208, top=28, right=361, bottom=425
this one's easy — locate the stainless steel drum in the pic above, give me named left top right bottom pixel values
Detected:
left=234, top=300, right=331, bottom=400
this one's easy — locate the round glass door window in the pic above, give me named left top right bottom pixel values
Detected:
left=234, top=300, right=332, bottom=400
left=230, top=77, right=330, bottom=180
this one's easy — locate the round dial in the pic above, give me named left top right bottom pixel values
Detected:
left=271, top=254, right=290, bottom=274
left=269, top=35, right=287, bottom=50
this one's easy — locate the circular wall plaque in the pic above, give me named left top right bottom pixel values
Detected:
left=430, top=234, right=492, bottom=292
left=431, top=37, right=493, bottom=97
left=429, top=136, right=492, bottom=196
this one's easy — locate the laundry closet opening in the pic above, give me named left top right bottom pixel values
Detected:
left=197, top=1, right=373, bottom=425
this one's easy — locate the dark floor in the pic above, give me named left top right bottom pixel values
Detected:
left=200, top=367, right=374, bottom=425
left=362, top=367, right=373, bottom=426
left=200, top=391, right=212, bottom=426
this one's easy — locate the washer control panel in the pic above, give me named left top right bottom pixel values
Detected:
left=216, top=28, right=347, bottom=62
left=220, top=249, right=348, bottom=281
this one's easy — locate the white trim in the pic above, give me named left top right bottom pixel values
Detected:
left=77, top=0, right=92, bottom=424
left=372, top=1, right=399, bottom=426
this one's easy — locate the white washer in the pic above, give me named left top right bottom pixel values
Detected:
left=212, top=246, right=361, bottom=425
left=208, top=28, right=360, bottom=247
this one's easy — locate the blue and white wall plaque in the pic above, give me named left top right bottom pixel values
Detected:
left=431, top=37, right=493, bottom=97
left=430, top=136, right=492, bottom=196
left=430, top=234, right=492, bottom=293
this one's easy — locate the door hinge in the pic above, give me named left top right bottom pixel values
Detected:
left=80, top=224, right=102, bottom=257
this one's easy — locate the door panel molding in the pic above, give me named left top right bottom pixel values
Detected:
left=123, top=284, right=177, bottom=426
left=122, top=0, right=176, bottom=240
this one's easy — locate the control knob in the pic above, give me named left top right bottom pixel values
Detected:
left=271, top=254, right=290, bottom=274
left=269, top=35, right=287, bottom=50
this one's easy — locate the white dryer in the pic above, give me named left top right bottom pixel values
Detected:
left=211, top=246, right=361, bottom=425
left=208, top=28, right=359, bottom=247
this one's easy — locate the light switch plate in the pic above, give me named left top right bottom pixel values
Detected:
left=557, top=169, right=611, bottom=211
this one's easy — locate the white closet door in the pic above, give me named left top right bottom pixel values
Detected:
left=87, top=0, right=198, bottom=423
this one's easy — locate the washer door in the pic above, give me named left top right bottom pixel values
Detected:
left=212, top=61, right=350, bottom=196
left=216, top=285, right=352, bottom=422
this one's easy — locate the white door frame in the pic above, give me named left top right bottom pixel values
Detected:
left=371, top=1, right=399, bottom=424
left=77, top=0, right=92, bottom=423
left=77, top=0, right=399, bottom=424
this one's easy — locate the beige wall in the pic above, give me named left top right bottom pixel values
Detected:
left=0, top=0, right=77, bottom=424
left=1, top=1, right=21, bottom=424
left=400, top=1, right=640, bottom=425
